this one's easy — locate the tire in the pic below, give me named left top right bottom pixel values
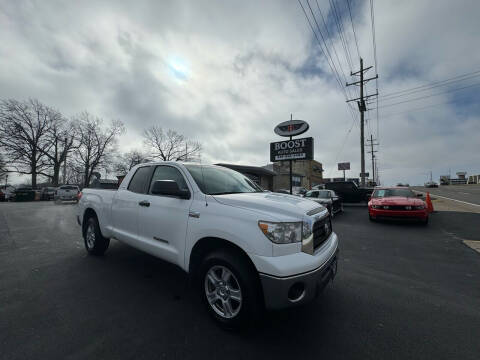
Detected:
left=83, top=216, right=110, bottom=255
left=198, top=249, right=262, bottom=329
left=328, top=205, right=334, bottom=218
left=422, top=216, right=429, bottom=226
left=369, top=214, right=375, bottom=222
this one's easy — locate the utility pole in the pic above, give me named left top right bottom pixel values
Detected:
left=346, top=58, right=378, bottom=187
left=289, top=114, right=293, bottom=195
left=63, top=137, right=67, bottom=185
left=366, top=134, right=379, bottom=185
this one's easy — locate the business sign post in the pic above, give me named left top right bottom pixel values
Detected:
left=270, top=138, right=314, bottom=161
left=338, top=162, right=350, bottom=181
left=272, top=115, right=312, bottom=194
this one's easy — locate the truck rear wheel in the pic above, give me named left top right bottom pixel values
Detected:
left=198, top=249, right=262, bottom=329
left=83, top=216, right=110, bottom=255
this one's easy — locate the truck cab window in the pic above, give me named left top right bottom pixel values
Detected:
left=149, top=166, right=189, bottom=193
left=127, top=166, right=151, bottom=193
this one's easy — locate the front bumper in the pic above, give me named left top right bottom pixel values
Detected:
left=259, top=249, right=339, bottom=310
left=369, top=208, right=428, bottom=220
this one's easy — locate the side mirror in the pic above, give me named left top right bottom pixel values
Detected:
left=151, top=180, right=190, bottom=199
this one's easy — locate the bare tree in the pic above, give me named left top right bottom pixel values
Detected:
left=143, top=125, right=201, bottom=162
left=114, top=149, right=150, bottom=175
left=0, top=99, right=55, bottom=188
left=73, top=112, right=124, bottom=187
left=37, top=112, right=78, bottom=186
left=0, top=153, right=7, bottom=182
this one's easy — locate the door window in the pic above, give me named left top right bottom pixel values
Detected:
left=305, top=190, right=318, bottom=198
left=127, top=166, right=151, bottom=193
left=149, top=166, right=189, bottom=194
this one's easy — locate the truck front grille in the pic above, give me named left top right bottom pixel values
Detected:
left=313, top=216, right=332, bottom=249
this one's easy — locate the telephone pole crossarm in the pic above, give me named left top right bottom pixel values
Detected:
left=345, top=74, right=378, bottom=86
left=351, top=66, right=373, bottom=75
left=346, top=92, right=378, bottom=103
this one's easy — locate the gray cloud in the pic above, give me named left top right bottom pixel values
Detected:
left=1, top=0, right=479, bottom=185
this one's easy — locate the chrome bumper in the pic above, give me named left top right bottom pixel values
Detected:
left=259, top=249, right=339, bottom=310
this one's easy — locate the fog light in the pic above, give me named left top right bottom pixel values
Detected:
left=288, top=282, right=305, bottom=302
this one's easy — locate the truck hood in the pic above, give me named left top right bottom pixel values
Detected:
left=212, top=192, right=323, bottom=220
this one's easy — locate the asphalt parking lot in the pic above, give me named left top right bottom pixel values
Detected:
left=1, top=201, right=480, bottom=360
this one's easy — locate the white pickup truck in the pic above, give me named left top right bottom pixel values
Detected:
left=77, top=162, right=339, bottom=327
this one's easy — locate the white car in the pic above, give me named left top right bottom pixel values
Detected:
left=77, top=163, right=339, bottom=327
left=56, top=185, right=80, bottom=202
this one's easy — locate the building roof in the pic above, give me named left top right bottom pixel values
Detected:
left=215, top=163, right=277, bottom=176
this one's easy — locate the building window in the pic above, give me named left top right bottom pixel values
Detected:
left=292, top=176, right=302, bottom=187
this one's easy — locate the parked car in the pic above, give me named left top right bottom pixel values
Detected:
left=13, top=186, right=35, bottom=202
left=304, top=189, right=343, bottom=217
left=40, top=187, right=56, bottom=201
left=368, top=187, right=428, bottom=224
left=424, top=181, right=438, bottom=188
left=293, top=187, right=308, bottom=196
left=324, top=181, right=373, bottom=203
left=78, top=162, right=339, bottom=328
left=56, top=185, right=80, bottom=202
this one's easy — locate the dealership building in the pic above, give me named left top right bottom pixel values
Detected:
left=268, top=160, right=323, bottom=190
left=217, top=160, right=323, bottom=191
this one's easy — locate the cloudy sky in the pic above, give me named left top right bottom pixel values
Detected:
left=1, top=0, right=479, bottom=185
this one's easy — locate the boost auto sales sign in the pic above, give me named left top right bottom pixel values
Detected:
left=270, top=137, right=314, bottom=162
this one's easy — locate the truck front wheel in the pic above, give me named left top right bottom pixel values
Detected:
left=199, top=250, right=262, bottom=329
left=83, top=217, right=110, bottom=255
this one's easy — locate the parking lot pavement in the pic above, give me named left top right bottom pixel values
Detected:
left=1, top=202, right=480, bottom=360
left=413, top=184, right=480, bottom=205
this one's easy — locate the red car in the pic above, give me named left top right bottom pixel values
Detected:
left=368, top=187, right=429, bottom=224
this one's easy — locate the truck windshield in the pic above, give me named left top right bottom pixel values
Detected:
left=184, top=165, right=263, bottom=195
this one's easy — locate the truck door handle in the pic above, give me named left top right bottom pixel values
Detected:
left=138, top=200, right=150, bottom=207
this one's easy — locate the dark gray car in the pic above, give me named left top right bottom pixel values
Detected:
left=304, top=189, right=343, bottom=216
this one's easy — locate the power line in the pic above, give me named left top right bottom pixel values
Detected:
left=380, top=69, right=480, bottom=99
left=297, top=0, right=359, bottom=124
left=330, top=114, right=357, bottom=175
left=305, top=0, right=345, bottom=90
left=313, top=0, right=358, bottom=102
left=379, top=96, right=476, bottom=119
left=329, top=0, right=353, bottom=71
left=376, top=82, right=480, bottom=109
left=315, top=0, right=349, bottom=85
left=346, top=0, right=360, bottom=60
left=369, top=0, right=379, bottom=140
left=298, top=0, right=343, bottom=91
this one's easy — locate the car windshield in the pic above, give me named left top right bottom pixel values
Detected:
left=373, top=188, right=416, bottom=198
left=184, top=165, right=263, bottom=195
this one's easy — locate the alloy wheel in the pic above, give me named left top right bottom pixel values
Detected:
left=86, top=224, right=96, bottom=249
left=204, top=265, right=242, bottom=319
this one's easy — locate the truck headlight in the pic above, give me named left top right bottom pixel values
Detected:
left=258, top=221, right=302, bottom=244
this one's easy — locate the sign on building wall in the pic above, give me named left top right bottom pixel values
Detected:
left=270, top=137, right=314, bottom=162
